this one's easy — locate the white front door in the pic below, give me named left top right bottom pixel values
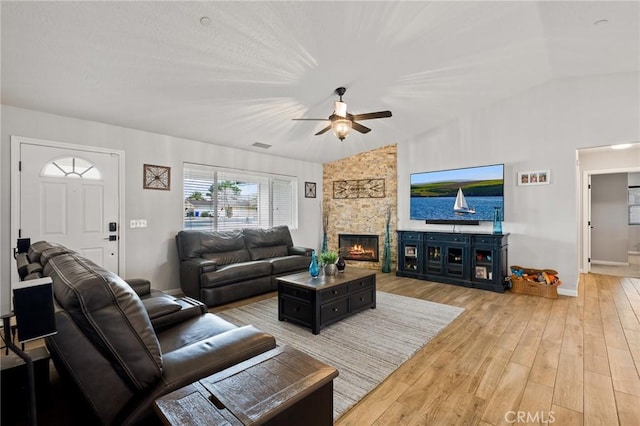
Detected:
left=18, top=141, right=121, bottom=273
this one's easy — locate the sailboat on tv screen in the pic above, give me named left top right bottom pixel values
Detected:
left=453, top=188, right=476, bottom=214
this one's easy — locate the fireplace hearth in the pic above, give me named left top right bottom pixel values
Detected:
left=339, top=234, right=379, bottom=262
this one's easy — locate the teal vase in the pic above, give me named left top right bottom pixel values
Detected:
left=492, top=207, right=502, bottom=235
left=309, top=250, right=320, bottom=278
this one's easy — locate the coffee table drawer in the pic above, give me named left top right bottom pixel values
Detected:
left=349, top=276, right=375, bottom=293
left=350, top=288, right=374, bottom=311
left=320, top=298, right=349, bottom=324
left=279, top=284, right=312, bottom=300
left=319, top=285, right=349, bottom=302
left=281, top=297, right=312, bottom=324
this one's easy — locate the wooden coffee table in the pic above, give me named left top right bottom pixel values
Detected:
left=277, top=269, right=376, bottom=334
left=154, top=345, right=338, bottom=426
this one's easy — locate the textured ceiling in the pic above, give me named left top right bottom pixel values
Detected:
left=2, top=1, right=638, bottom=163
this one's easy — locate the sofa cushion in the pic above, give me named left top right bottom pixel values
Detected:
left=243, top=226, right=294, bottom=260
left=269, top=255, right=312, bottom=275
left=176, top=230, right=246, bottom=260
left=27, top=240, right=60, bottom=263
left=202, top=249, right=250, bottom=265
left=40, top=246, right=75, bottom=267
left=248, top=245, right=288, bottom=261
left=44, top=253, right=162, bottom=391
left=201, top=261, right=272, bottom=288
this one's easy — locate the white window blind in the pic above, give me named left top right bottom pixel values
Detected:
left=183, top=163, right=297, bottom=231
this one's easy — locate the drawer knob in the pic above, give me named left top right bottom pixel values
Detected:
left=332, top=290, right=338, bottom=295
left=295, top=307, right=300, bottom=312
left=333, top=308, right=339, bottom=312
left=360, top=297, right=365, bottom=301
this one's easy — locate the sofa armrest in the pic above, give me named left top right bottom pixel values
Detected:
left=146, top=296, right=207, bottom=331
left=160, top=324, right=276, bottom=387
left=179, top=258, right=218, bottom=299
left=289, top=246, right=313, bottom=256
left=125, top=278, right=151, bottom=297
left=142, top=296, right=182, bottom=320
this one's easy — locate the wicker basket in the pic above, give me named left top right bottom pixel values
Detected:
left=509, top=265, right=559, bottom=299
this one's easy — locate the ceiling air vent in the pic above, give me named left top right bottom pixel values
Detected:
left=252, top=142, right=272, bottom=149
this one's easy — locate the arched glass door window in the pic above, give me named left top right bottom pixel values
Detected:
left=41, top=156, right=102, bottom=180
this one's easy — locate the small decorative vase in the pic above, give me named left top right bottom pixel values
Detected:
left=492, top=207, right=502, bottom=235
left=325, top=263, right=337, bottom=276
left=336, top=256, right=346, bottom=273
left=309, top=250, right=320, bottom=278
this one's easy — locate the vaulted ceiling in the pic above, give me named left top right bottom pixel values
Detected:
left=2, top=1, right=638, bottom=163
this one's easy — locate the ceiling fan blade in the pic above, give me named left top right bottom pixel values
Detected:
left=352, top=122, right=371, bottom=134
left=351, top=111, right=392, bottom=121
left=315, top=125, right=332, bottom=136
left=292, top=118, right=331, bottom=121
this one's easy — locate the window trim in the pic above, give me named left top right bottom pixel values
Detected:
left=183, top=162, right=299, bottom=231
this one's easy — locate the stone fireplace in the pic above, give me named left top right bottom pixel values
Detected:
left=339, top=234, right=379, bottom=262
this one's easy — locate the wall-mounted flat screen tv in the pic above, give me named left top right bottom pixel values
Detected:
left=410, top=164, right=504, bottom=224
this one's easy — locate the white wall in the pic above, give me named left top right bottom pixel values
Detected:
left=398, top=72, right=640, bottom=296
left=1, top=106, right=324, bottom=303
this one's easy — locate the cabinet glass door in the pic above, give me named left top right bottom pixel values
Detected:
left=402, top=243, right=419, bottom=271
left=446, top=246, right=464, bottom=276
left=426, top=244, right=443, bottom=274
left=473, top=248, right=494, bottom=281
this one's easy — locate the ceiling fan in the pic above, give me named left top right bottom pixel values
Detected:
left=293, top=87, right=392, bottom=141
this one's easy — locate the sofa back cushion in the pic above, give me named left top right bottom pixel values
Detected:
left=243, top=226, right=293, bottom=260
left=27, top=240, right=61, bottom=263
left=202, top=249, right=251, bottom=265
left=44, top=253, right=162, bottom=391
left=176, top=230, right=247, bottom=260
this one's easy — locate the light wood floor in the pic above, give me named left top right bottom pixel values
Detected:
left=328, top=272, right=640, bottom=426
left=4, top=272, right=639, bottom=425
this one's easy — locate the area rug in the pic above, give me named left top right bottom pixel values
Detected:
left=217, top=291, right=464, bottom=420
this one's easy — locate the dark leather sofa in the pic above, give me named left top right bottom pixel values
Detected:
left=16, top=241, right=276, bottom=425
left=176, top=225, right=312, bottom=307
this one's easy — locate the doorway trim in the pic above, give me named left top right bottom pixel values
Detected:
left=10, top=135, right=126, bottom=285
left=581, top=166, right=640, bottom=274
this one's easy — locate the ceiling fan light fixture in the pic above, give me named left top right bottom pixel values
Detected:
left=332, top=118, right=352, bottom=141
left=334, top=100, right=348, bottom=118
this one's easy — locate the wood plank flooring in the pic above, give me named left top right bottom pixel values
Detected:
left=330, top=272, right=640, bottom=426
left=3, top=272, right=638, bottom=425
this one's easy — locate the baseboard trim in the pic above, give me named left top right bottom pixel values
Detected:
left=591, top=260, right=629, bottom=266
left=629, top=251, right=640, bottom=255
left=559, top=285, right=578, bottom=298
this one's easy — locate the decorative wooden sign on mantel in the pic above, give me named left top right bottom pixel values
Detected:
left=333, top=179, right=385, bottom=199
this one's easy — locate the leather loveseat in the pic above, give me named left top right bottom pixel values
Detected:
left=176, top=225, right=312, bottom=307
left=16, top=241, right=276, bottom=425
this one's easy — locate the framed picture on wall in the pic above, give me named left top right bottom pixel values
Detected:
left=518, top=170, right=550, bottom=186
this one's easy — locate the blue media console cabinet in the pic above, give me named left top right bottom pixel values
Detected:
left=396, top=231, right=509, bottom=293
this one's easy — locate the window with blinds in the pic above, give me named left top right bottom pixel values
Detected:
left=183, top=163, right=298, bottom=231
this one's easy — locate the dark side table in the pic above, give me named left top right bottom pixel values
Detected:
left=154, top=345, right=338, bottom=425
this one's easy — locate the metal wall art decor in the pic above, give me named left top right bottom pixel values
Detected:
left=143, top=164, right=171, bottom=190
left=332, top=179, right=385, bottom=199
left=304, top=181, right=317, bottom=198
